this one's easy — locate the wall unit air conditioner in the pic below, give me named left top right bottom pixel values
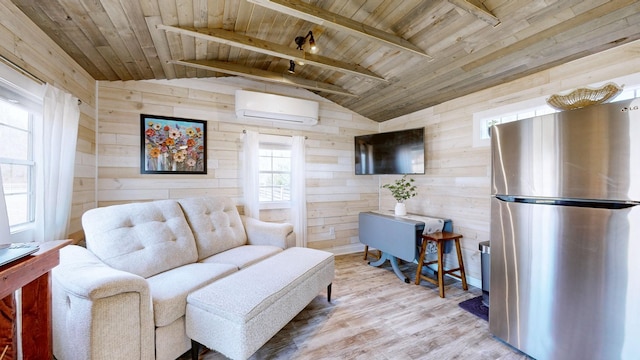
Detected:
left=235, top=90, right=319, bottom=125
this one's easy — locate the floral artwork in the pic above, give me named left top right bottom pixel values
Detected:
left=140, top=114, right=207, bottom=174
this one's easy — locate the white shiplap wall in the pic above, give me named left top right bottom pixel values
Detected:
left=97, top=77, right=379, bottom=253
left=379, top=40, right=640, bottom=285
left=5, top=0, right=640, bottom=284
left=96, top=39, right=640, bottom=285
left=0, top=0, right=97, bottom=241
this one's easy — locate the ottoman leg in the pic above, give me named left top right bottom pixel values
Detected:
left=327, top=283, right=332, bottom=302
left=191, top=339, right=201, bottom=360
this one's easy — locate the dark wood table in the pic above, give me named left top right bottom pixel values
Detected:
left=0, top=240, right=70, bottom=360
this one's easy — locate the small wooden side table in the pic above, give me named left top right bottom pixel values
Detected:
left=415, top=231, right=468, bottom=298
left=0, top=240, right=70, bottom=360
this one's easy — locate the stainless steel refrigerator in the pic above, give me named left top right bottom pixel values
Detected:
left=490, top=98, right=640, bottom=359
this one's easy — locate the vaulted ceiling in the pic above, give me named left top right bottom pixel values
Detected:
left=11, top=0, right=640, bottom=122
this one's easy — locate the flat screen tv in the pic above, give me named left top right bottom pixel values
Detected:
left=354, top=127, right=425, bottom=175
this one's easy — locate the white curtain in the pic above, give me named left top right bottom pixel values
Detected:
left=291, top=135, right=307, bottom=247
left=242, top=130, right=260, bottom=219
left=34, top=85, right=79, bottom=242
left=0, top=168, right=10, bottom=244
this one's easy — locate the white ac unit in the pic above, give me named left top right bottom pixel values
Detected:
left=235, top=90, right=319, bottom=125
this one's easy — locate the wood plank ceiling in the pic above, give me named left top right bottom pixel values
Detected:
left=11, top=0, right=640, bottom=122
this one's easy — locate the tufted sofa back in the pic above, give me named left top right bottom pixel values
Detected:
left=177, top=197, right=247, bottom=261
left=82, top=200, right=198, bottom=278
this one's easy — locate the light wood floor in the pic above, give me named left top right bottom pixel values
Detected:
left=180, top=252, right=531, bottom=360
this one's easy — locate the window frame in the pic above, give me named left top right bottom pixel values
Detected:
left=472, top=80, right=640, bottom=148
left=0, top=110, right=36, bottom=229
left=0, top=61, right=44, bottom=239
left=258, top=134, right=293, bottom=210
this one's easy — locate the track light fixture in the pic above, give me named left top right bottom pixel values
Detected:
left=290, top=31, right=316, bottom=73
left=294, top=31, right=318, bottom=54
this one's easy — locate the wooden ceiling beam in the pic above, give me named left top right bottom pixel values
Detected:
left=447, top=0, right=500, bottom=27
left=170, top=59, right=357, bottom=97
left=246, top=0, right=432, bottom=59
left=157, top=24, right=385, bottom=82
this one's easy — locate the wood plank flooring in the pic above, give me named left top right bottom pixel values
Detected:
left=180, top=252, right=532, bottom=360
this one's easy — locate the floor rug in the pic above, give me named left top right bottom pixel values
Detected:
left=459, top=296, right=488, bottom=321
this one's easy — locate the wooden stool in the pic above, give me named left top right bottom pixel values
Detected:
left=415, top=231, right=468, bottom=298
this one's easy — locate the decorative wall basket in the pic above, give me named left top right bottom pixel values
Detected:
left=546, top=82, right=623, bottom=111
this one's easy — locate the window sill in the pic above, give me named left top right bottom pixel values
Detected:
left=259, top=201, right=291, bottom=210
left=10, top=223, right=35, bottom=242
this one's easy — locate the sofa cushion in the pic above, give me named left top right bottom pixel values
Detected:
left=147, top=262, right=238, bottom=327
left=200, top=245, right=283, bottom=269
left=82, top=200, right=198, bottom=278
left=177, top=197, right=248, bottom=260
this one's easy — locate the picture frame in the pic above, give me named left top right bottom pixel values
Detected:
left=140, top=114, right=207, bottom=174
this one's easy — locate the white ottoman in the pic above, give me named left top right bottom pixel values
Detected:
left=186, top=247, right=334, bottom=360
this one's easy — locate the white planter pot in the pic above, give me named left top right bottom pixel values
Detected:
left=394, top=202, right=407, bottom=216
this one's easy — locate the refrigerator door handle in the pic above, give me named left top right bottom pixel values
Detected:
left=495, top=195, right=640, bottom=209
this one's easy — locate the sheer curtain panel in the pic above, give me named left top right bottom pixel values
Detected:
left=0, top=168, right=10, bottom=244
left=242, top=130, right=260, bottom=219
left=291, top=135, right=307, bottom=247
left=34, top=85, right=79, bottom=241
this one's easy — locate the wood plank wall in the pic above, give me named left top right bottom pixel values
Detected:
left=97, top=78, right=379, bottom=253
left=4, top=0, right=640, bottom=285
left=0, top=0, right=96, bottom=240
left=380, top=40, right=640, bottom=284
left=97, top=40, right=640, bottom=285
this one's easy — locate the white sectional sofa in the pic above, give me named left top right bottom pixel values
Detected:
left=51, top=196, right=326, bottom=360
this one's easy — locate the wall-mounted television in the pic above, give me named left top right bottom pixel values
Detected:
left=354, top=127, right=425, bottom=175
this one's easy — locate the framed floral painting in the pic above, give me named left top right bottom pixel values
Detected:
left=140, top=114, right=207, bottom=174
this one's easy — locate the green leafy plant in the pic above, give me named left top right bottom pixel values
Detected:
left=381, top=175, right=417, bottom=203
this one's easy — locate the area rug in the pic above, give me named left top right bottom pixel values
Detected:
left=458, top=296, right=488, bottom=321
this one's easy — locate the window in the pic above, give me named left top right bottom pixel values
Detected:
left=473, top=79, right=640, bottom=148
left=257, top=134, right=293, bottom=208
left=259, top=143, right=291, bottom=203
left=478, top=107, right=557, bottom=140
left=0, top=64, right=43, bottom=235
left=0, top=99, right=35, bottom=228
left=613, top=85, right=640, bottom=102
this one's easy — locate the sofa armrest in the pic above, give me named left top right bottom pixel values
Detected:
left=53, top=245, right=155, bottom=360
left=241, top=216, right=296, bottom=248
left=55, top=245, right=150, bottom=298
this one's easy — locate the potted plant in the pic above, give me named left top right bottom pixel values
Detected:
left=381, top=175, right=417, bottom=216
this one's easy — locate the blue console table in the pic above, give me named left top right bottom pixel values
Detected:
left=358, top=211, right=452, bottom=283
